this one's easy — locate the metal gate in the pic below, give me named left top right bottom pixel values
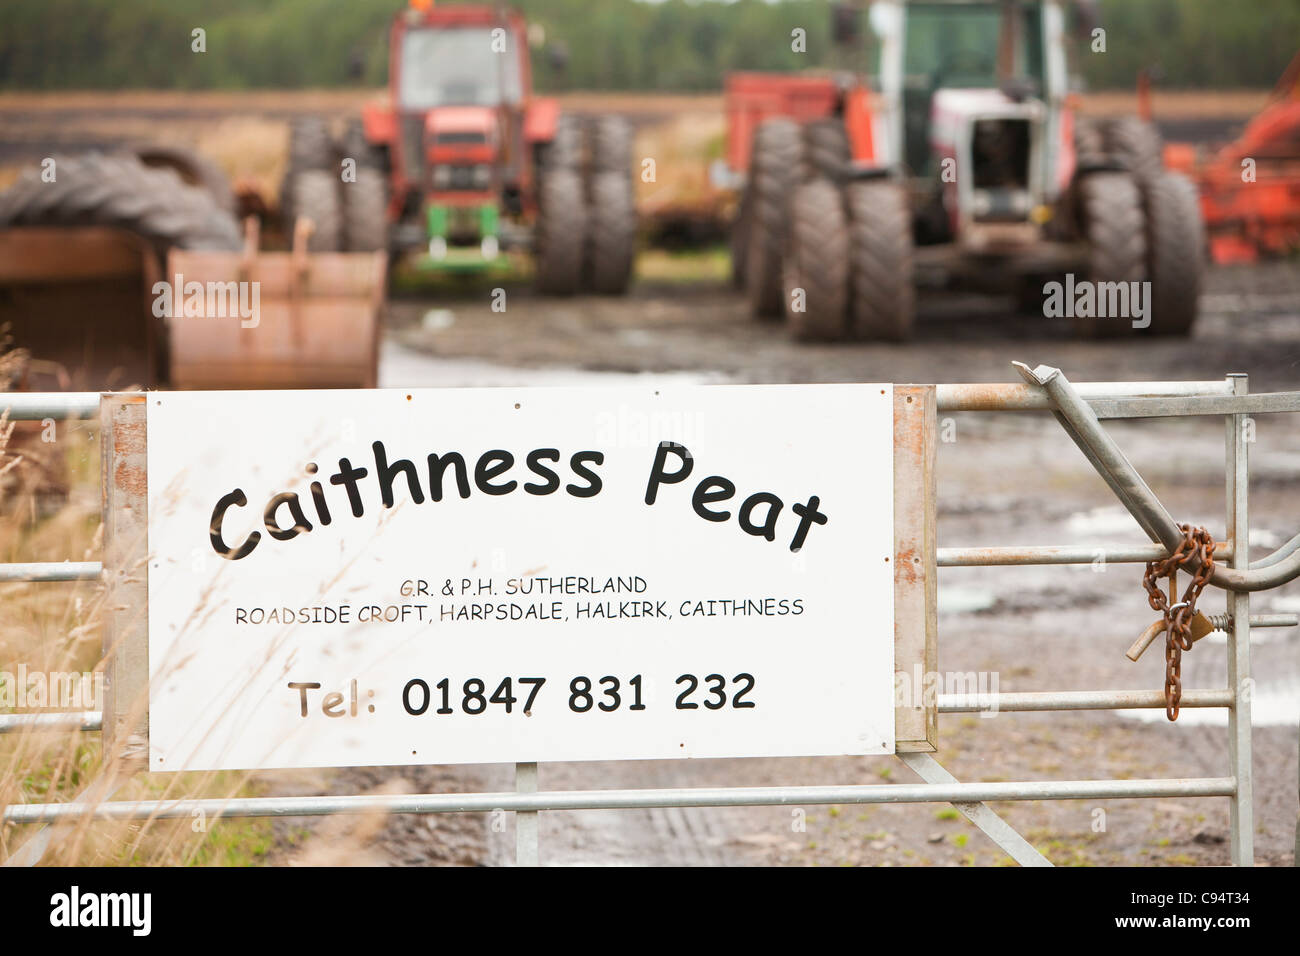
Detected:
left=3, top=363, right=1297, bottom=867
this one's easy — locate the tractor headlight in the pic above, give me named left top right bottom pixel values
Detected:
left=471, top=164, right=491, bottom=189
left=433, top=166, right=451, bottom=189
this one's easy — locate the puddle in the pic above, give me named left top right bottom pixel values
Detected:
left=1117, top=674, right=1300, bottom=727
left=1065, top=506, right=1143, bottom=538
left=938, top=587, right=996, bottom=614
left=380, top=340, right=733, bottom=388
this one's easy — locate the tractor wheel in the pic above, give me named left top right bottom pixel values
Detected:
left=0, top=152, right=241, bottom=251
left=337, top=119, right=388, bottom=173
left=1104, top=116, right=1162, bottom=181
left=535, top=169, right=586, bottom=294
left=804, top=118, right=850, bottom=180
left=845, top=179, right=915, bottom=341
left=288, top=117, right=336, bottom=173
left=783, top=178, right=849, bottom=342
left=730, top=185, right=753, bottom=289
left=746, top=118, right=803, bottom=319
left=1072, top=115, right=1107, bottom=169
left=1142, top=170, right=1203, bottom=336
left=586, top=170, right=636, bottom=294
left=544, top=114, right=583, bottom=172
left=589, top=115, right=633, bottom=174
left=289, top=169, right=343, bottom=251
left=131, top=144, right=237, bottom=213
left=1075, top=171, right=1147, bottom=338
left=341, top=167, right=388, bottom=252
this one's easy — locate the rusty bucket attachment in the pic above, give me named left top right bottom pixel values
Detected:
left=167, top=217, right=385, bottom=389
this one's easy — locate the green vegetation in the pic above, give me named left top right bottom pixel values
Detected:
left=0, top=0, right=1294, bottom=92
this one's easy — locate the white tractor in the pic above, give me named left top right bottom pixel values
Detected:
left=728, top=0, right=1203, bottom=340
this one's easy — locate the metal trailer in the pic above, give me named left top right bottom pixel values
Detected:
left=2, top=366, right=1298, bottom=867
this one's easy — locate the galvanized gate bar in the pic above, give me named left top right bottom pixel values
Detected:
left=937, top=544, right=1235, bottom=566
left=938, top=689, right=1234, bottom=713
left=1, top=776, right=1239, bottom=824
left=0, top=392, right=99, bottom=420
left=1088, top=392, right=1300, bottom=419
left=0, top=562, right=101, bottom=582
left=515, top=763, right=539, bottom=867
left=0, top=713, right=103, bottom=733
left=936, top=380, right=1234, bottom=412
left=1225, top=375, right=1253, bottom=866
left=898, top=752, right=1050, bottom=867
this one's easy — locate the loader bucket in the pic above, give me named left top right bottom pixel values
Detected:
left=166, top=220, right=385, bottom=390
left=0, top=226, right=167, bottom=391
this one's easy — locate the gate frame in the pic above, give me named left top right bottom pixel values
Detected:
left=2, top=371, right=1296, bottom=867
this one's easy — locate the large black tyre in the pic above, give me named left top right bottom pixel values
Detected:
left=845, top=179, right=915, bottom=341
left=746, top=118, right=803, bottom=319
left=1072, top=115, right=1107, bottom=169
left=535, top=169, right=586, bottom=294
left=542, top=114, right=583, bottom=173
left=1075, top=171, right=1147, bottom=338
left=341, top=167, right=388, bottom=252
left=586, top=170, right=636, bottom=295
left=131, top=144, right=236, bottom=213
left=1103, top=116, right=1162, bottom=181
left=282, top=117, right=336, bottom=226
left=783, top=178, right=849, bottom=342
left=589, top=115, right=632, bottom=174
left=337, top=119, right=388, bottom=173
left=288, top=117, right=336, bottom=173
left=1142, top=170, right=1203, bottom=336
left=804, top=118, right=850, bottom=180
left=289, top=169, right=343, bottom=251
left=0, top=152, right=241, bottom=250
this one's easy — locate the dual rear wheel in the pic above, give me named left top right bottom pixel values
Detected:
left=741, top=118, right=914, bottom=342
left=534, top=115, right=637, bottom=296
left=1073, top=168, right=1202, bottom=337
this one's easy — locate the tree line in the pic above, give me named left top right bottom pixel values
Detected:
left=0, top=0, right=1295, bottom=92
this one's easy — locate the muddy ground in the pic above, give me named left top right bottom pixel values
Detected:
left=260, top=262, right=1300, bottom=868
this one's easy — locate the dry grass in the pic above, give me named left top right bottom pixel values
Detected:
left=0, top=361, right=282, bottom=866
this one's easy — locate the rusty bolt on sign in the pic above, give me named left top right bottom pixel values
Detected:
left=1138, top=525, right=1218, bottom=721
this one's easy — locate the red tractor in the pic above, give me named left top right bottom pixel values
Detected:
left=282, top=1, right=636, bottom=295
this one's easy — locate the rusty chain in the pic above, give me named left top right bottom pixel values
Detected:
left=1142, top=524, right=1216, bottom=721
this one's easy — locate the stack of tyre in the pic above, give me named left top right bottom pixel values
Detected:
left=1070, top=115, right=1203, bottom=337
left=733, top=117, right=914, bottom=342
left=534, top=114, right=637, bottom=296
left=282, top=117, right=387, bottom=252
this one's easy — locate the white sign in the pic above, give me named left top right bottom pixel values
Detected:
left=146, top=385, right=895, bottom=771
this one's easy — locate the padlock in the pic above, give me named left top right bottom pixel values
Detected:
left=1126, top=610, right=1216, bottom=662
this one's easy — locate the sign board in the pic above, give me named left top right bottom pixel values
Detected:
left=144, top=385, right=901, bottom=771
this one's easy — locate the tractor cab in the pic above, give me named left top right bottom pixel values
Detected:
left=877, top=0, right=1066, bottom=249
left=384, top=5, right=535, bottom=266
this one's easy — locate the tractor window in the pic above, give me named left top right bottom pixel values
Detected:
left=901, top=2, right=1046, bottom=176
left=904, top=3, right=1044, bottom=89
left=399, top=28, right=523, bottom=109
